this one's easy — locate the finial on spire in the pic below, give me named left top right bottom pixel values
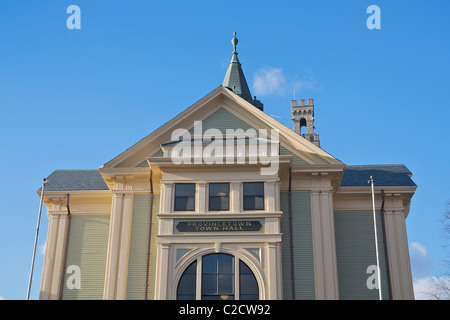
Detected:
left=232, top=32, right=238, bottom=53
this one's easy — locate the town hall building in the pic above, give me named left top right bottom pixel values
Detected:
left=37, top=33, right=417, bottom=300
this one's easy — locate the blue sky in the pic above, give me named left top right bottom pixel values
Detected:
left=0, top=1, right=449, bottom=300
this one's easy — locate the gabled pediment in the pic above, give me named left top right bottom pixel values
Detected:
left=101, top=86, right=344, bottom=169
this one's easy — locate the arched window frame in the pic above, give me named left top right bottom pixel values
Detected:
left=176, top=252, right=260, bottom=300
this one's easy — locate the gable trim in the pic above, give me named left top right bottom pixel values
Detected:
left=103, top=86, right=343, bottom=168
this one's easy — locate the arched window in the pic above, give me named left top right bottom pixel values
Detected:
left=239, top=260, right=259, bottom=300
left=176, top=253, right=259, bottom=300
left=202, top=253, right=234, bottom=300
left=177, top=260, right=197, bottom=300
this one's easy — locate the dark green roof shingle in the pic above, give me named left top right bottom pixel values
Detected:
left=340, top=164, right=416, bottom=187
left=41, top=170, right=109, bottom=191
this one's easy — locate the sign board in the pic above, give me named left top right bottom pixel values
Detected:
left=175, top=219, right=263, bottom=233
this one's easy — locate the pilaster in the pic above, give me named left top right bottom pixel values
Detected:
left=103, top=176, right=134, bottom=300
left=40, top=198, right=70, bottom=300
left=266, top=242, right=282, bottom=299
left=383, top=194, right=414, bottom=299
left=310, top=174, right=339, bottom=299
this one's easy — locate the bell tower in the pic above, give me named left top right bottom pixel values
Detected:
left=291, top=98, right=320, bottom=147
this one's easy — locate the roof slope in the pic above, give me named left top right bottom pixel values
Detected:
left=41, top=170, right=109, bottom=191
left=40, top=165, right=417, bottom=192
left=102, top=85, right=343, bottom=168
left=340, top=164, right=416, bottom=187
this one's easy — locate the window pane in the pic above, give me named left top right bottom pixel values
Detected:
left=240, top=261, right=252, bottom=274
left=178, top=275, right=196, bottom=294
left=175, top=184, right=195, bottom=196
left=243, top=196, right=255, bottom=210
left=218, top=275, right=233, bottom=294
left=202, top=275, right=218, bottom=295
left=185, top=197, right=195, bottom=210
left=220, top=197, right=229, bottom=210
left=220, top=183, right=230, bottom=196
left=254, top=196, right=264, bottom=210
left=209, top=197, right=221, bottom=211
left=175, top=197, right=194, bottom=211
left=177, top=261, right=197, bottom=300
left=218, top=254, right=233, bottom=273
left=209, top=184, right=220, bottom=196
left=243, top=182, right=263, bottom=196
left=184, top=261, right=197, bottom=274
left=174, top=196, right=195, bottom=211
left=209, top=184, right=229, bottom=211
left=240, top=274, right=258, bottom=295
left=209, top=183, right=229, bottom=196
left=174, top=197, right=186, bottom=211
left=209, top=197, right=229, bottom=211
left=175, top=184, right=186, bottom=196
left=243, top=183, right=264, bottom=211
left=202, top=254, right=217, bottom=274
left=243, top=182, right=253, bottom=195
left=253, top=182, right=264, bottom=195
left=239, top=261, right=258, bottom=298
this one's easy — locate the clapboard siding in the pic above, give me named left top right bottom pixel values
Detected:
left=280, top=192, right=315, bottom=299
left=189, top=107, right=254, bottom=133
left=126, top=193, right=160, bottom=299
left=126, top=194, right=151, bottom=299
left=279, top=145, right=309, bottom=166
left=334, top=211, right=390, bottom=300
left=61, top=215, right=110, bottom=300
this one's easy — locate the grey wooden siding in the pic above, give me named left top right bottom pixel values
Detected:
left=279, top=145, right=309, bottom=166
left=188, top=107, right=254, bottom=133
left=334, top=211, right=390, bottom=300
left=280, top=192, right=315, bottom=299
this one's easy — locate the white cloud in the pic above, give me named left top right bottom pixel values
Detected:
left=253, top=67, right=286, bottom=96
left=410, top=242, right=428, bottom=258
left=409, top=241, right=433, bottom=278
left=414, top=276, right=450, bottom=300
left=252, top=67, right=318, bottom=97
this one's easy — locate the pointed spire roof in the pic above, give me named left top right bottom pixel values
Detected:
left=222, top=32, right=263, bottom=111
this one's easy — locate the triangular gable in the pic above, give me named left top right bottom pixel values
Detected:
left=188, top=107, right=254, bottom=134
left=102, top=86, right=343, bottom=168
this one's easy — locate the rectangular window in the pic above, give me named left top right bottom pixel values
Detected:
left=174, top=183, right=195, bottom=211
left=243, top=182, right=264, bottom=210
left=209, top=183, right=230, bottom=211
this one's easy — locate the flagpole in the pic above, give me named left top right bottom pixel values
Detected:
left=369, top=176, right=383, bottom=300
left=27, top=178, right=47, bottom=300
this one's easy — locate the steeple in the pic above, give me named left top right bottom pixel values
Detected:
left=222, top=32, right=264, bottom=111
